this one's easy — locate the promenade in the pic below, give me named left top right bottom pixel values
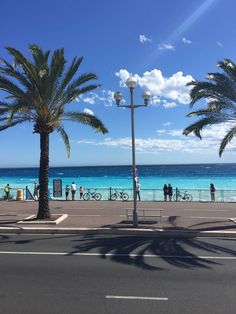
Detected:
left=0, top=200, right=236, bottom=237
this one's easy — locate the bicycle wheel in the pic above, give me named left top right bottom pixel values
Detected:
left=122, top=193, right=129, bottom=201
left=110, top=194, right=117, bottom=201
left=83, top=193, right=90, bottom=201
left=185, top=194, right=193, bottom=201
left=95, top=193, right=102, bottom=201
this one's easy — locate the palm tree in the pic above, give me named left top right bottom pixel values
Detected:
left=183, top=58, right=236, bottom=157
left=0, top=44, right=108, bottom=219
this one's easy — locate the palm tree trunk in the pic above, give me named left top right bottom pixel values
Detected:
left=37, top=132, right=51, bottom=219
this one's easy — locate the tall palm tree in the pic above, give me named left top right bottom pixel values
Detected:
left=183, top=58, right=236, bottom=156
left=0, top=44, right=108, bottom=219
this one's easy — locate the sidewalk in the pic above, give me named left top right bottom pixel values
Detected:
left=0, top=200, right=236, bottom=237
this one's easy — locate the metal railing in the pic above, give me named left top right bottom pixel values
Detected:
left=0, top=187, right=236, bottom=202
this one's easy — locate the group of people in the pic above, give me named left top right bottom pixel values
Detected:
left=163, top=184, right=173, bottom=201
left=65, top=182, right=84, bottom=201
left=2, top=181, right=217, bottom=202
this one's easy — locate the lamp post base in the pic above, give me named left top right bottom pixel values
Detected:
left=133, top=210, right=138, bottom=228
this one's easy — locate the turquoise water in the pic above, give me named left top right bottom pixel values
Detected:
left=0, top=164, right=236, bottom=191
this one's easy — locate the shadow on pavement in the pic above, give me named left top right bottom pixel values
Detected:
left=70, top=234, right=236, bottom=270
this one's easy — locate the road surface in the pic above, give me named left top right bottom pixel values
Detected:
left=0, top=234, right=236, bottom=313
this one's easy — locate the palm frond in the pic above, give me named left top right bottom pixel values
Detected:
left=63, top=112, right=108, bottom=134
left=60, top=56, right=83, bottom=90
left=217, top=59, right=236, bottom=82
left=183, top=116, right=221, bottom=138
left=219, top=126, right=236, bottom=156
left=57, top=126, right=70, bottom=157
left=29, top=44, right=50, bottom=68
left=0, top=75, right=32, bottom=104
left=0, top=118, right=26, bottom=131
left=5, top=46, right=38, bottom=84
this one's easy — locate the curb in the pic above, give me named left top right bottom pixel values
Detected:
left=1, top=227, right=236, bottom=238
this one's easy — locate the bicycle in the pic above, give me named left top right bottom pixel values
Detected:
left=83, top=189, right=102, bottom=201
left=174, top=189, right=193, bottom=201
left=110, top=190, right=129, bottom=201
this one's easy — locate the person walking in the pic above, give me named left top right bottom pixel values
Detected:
left=163, top=184, right=168, bottom=201
left=168, top=184, right=173, bottom=201
left=210, top=183, right=216, bottom=202
left=4, top=184, right=11, bottom=201
left=79, top=186, right=84, bottom=199
left=136, top=181, right=141, bottom=201
left=71, top=182, right=77, bottom=201
left=65, top=185, right=70, bottom=200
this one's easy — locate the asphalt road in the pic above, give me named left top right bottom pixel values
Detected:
left=0, top=234, right=236, bottom=314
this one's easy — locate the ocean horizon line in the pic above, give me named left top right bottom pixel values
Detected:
left=0, top=162, right=235, bottom=170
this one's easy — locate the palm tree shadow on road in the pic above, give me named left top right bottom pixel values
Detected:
left=70, top=235, right=236, bottom=270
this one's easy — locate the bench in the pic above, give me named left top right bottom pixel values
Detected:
left=125, top=208, right=163, bottom=223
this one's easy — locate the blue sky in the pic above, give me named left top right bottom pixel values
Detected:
left=0, top=0, right=236, bottom=167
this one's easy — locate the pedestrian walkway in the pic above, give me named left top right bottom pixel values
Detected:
left=0, top=200, right=236, bottom=237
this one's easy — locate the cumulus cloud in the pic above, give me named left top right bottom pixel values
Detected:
left=182, top=37, right=192, bottom=44
left=115, top=69, right=194, bottom=105
left=83, top=108, right=94, bottom=115
left=158, top=43, right=175, bottom=50
left=139, top=34, right=152, bottom=44
left=162, top=100, right=177, bottom=108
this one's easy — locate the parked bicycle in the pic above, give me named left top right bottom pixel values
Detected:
left=174, top=189, right=193, bottom=201
left=83, top=189, right=102, bottom=201
left=110, top=190, right=129, bottom=201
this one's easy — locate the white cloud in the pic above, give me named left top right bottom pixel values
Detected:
left=182, top=37, right=192, bottom=44
left=158, top=43, right=175, bottom=50
left=162, top=100, right=177, bottom=108
left=76, top=90, right=115, bottom=107
left=82, top=97, right=95, bottom=104
left=115, top=69, right=130, bottom=87
left=116, top=69, right=194, bottom=105
left=163, top=122, right=171, bottom=127
left=150, top=96, right=161, bottom=106
left=139, top=34, right=152, bottom=44
left=71, top=123, right=236, bottom=155
left=83, top=108, right=94, bottom=115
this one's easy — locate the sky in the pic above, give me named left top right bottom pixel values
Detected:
left=0, top=0, right=236, bottom=167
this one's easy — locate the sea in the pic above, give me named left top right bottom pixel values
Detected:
left=0, top=163, right=236, bottom=191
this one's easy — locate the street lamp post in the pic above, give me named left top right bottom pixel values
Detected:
left=114, top=77, right=151, bottom=227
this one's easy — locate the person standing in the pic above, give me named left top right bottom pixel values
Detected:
left=163, top=184, right=168, bottom=201
left=136, top=181, right=141, bottom=201
left=33, top=182, right=39, bottom=200
left=71, top=182, right=77, bottom=201
left=4, top=184, right=11, bottom=201
left=168, top=184, right=173, bottom=201
left=79, top=186, right=84, bottom=199
left=65, top=185, right=70, bottom=200
left=210, top=183, right=216, bottom=202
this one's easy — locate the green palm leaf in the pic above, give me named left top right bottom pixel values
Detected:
left=184, top=58, right=236, bottom=156
left=219, top=126, right=236, bottom=156
left=57, top=126, right=70, bottom=157
left=63, top=112, right=108, bottom=134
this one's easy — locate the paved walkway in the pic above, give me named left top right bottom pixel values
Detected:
left=0, top=200, right=236, bottom=236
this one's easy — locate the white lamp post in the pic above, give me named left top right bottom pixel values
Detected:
left=114, top=77, right=151, bottom=227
